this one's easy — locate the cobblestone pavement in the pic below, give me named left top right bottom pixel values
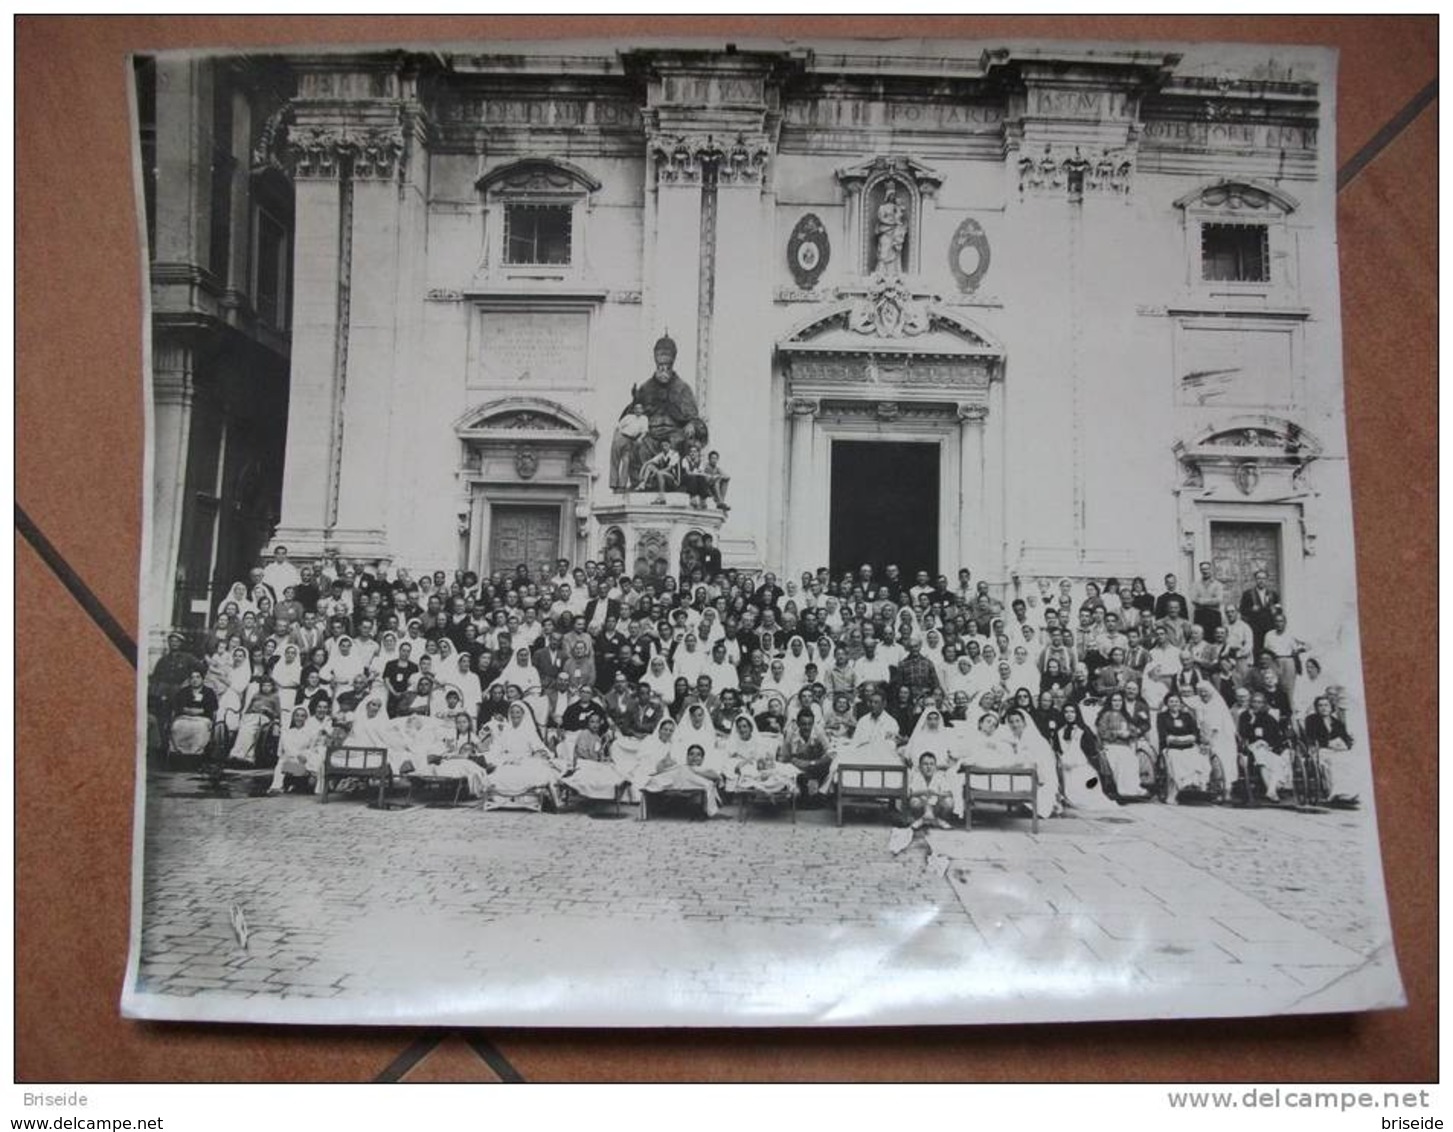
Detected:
left=128, top=772, right=1403, bottom=1025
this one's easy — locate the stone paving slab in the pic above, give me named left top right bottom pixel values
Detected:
left=125, top=776, right=1402, bottom=1024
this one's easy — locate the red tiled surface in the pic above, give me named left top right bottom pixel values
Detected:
left=16, top=15, right=1436, bottom=1081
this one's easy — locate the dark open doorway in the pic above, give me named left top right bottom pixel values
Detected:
left=829, top=440, right=939, bottom=579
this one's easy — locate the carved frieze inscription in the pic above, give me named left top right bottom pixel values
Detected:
left=783, top=99, right=1003, bottom=130
left=790, top=355, right=990, bottom=391
left=1141, top=119, right=1317, bottom=152
left=474, top=311, right=590, bottom=389
left=442, top=97, right=643, bottom=129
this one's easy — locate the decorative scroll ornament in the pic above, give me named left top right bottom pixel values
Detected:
left=787, top=213, right=830, bottom=288
left=847, top=273, right=932, bottom=338
left=947, top=217, right=991, bottom=293
left=1017, top=144, right=1133, bottom=196
left=284, top=124, right=406, bottom=180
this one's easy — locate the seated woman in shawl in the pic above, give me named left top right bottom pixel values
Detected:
left=1095, top=690, right=1148, bottom=801
left=169, top=669, right=220, bottom=757
left=735, top=730, right=801, bottom=798
left=268, top=705, right=328, bottom=794
left=559, top=712, right=628, bottom=803
left=228, top=675, right=283, bottom=764
left=719, top=712, right=767, bottom=782
left=1304, top=694, right=1365, bottom=805
left=1158, top=691, right=1212, bottom=798
left=406, top=710, right=489, bottom=799
left=342, top=694, right=412, bottom=775
left=640, top=732, right=723, bottom=818
left=1057, top=703, right=1117, bottom=812
left=484, top=701, right=562, bottom=809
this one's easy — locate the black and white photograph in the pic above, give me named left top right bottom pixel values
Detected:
left=124, top=35, right=1405, bottom=1026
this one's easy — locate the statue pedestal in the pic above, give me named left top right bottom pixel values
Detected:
left=595, top=495, right=726, bottom=580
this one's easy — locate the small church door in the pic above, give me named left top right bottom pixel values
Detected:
left=490, top=505, right=560, bottom=575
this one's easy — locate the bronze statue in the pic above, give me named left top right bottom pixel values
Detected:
left=609, top=335, right=707, bottom=492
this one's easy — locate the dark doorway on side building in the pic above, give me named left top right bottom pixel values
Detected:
left=829, top=440, right=939, bottom=580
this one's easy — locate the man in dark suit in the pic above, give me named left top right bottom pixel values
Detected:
left=1238, top=569, right=1281, bottom=656
left=581, top=586, right=622, bottom=636
left=531, top=632, right=567, bottom=686
left=698, top=533, right=723, bottom=580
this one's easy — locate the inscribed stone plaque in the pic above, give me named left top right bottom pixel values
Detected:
left=1176, top=320, right=1296, bottom=407
left=474, top=309, right=589, bottom=389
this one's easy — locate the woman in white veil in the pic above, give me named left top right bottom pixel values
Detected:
left=449, top=652, right=483, bottom=721
left=489, top=647, right=541, bottom=696
left=906, top=707, right=960, bottom=770
left=780, top=635, right=811, bottom=688
left=1191, top=682, right=1237, bottom=796
left=485, top=701, right=561, bottom=808
left=671, top=632, right=708, bottom=685
left=674, top=701, right=724, bottom=776
left=639, top=716, right=723, bottom=817
left=642, top=653, right=676, bottom=703
left=344, top=693, right=410, bottom=774
left=1003, top=708, right=1061, bottom=819
left=216, top=581, right=256, bottom=619
left=720, top=712, right=766, bottom=782
left=1292, top=655, right=1331, bottom=723
left=272, top=642, right=303, bottom=712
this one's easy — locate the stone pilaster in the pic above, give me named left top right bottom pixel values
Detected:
left=149, top=345, right=195, bottom=630
left=270, top=55, right=431, bottom=560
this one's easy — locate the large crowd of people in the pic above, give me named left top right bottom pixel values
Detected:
left=148, top=543, right=1368, bottom=823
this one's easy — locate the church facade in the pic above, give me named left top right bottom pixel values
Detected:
left=146, top=41, right=1352, bottom=645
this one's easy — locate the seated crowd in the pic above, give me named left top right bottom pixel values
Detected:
left=149, top=545, right=1366, bottom=820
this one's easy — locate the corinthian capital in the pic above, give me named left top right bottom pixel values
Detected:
left=284, top=124, right=405, bottom=181
left=650, top=131, right=770, bottom=186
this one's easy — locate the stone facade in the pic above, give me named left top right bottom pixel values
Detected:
left=149, top=41, right=1352, bottom=643
left=140, top=55, right=296, bottom=648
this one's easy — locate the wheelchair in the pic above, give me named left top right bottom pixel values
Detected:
left=1167, top=742, right=1227, bottom=806
left=1100, top=738, right=1168, bottom=803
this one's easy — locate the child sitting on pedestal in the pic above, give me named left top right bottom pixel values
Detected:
left=638, top=444, right=682, bottom=504
left=702, top=449, right=731, bottom=514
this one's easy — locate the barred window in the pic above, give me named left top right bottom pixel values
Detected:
left=504, top=203, right=572, bottom=266
left=1201, top=223, right=1269, bottom=283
